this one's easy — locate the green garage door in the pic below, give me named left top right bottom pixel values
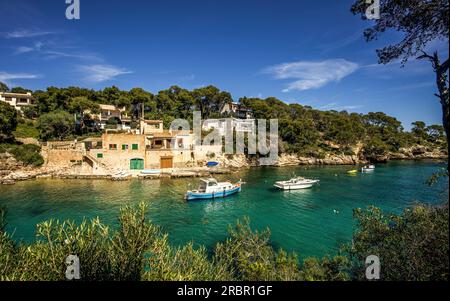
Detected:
left=130, top=158, right=144, bottom=170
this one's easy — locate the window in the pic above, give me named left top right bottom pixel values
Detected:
left=5, top=97, right=12, bottom=102
left=122, top=144, right=129, bottom=150
left=97, top=153, right=103, bottom=158
left=177, top=138, right=183, bottom=148
left=132, top=144, right=139, bottom=150
left=109, top=144, right=117, bottom=150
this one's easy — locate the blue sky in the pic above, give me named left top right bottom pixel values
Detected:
left=0, top=0, right=448, bottom=129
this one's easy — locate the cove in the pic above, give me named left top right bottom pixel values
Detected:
left=0, top=160, right=448, bottom=259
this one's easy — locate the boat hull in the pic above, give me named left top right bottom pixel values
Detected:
left=186, top=185, right=241, bottom=201
left=274, top=183, right=315, bottom=190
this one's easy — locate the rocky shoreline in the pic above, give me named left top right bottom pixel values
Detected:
left=1, top=147, right=447, bottom=185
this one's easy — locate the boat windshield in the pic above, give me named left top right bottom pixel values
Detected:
left=198, top=182, right=207, bottom=192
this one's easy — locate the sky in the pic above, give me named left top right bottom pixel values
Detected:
left=0, top=0, right=448, bottom=130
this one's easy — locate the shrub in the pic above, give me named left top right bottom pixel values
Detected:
left=346, top=203, right=449, bottom=281
left=9, top=144, right=44, bottom=167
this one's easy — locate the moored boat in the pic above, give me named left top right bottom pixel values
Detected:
left=140, top=169, right=161, bottom=175
left=206, top=161, right=219, bottom=167
left=361, top=165, right=375, bottom=172
left=185, top=178, right=241, bottom=201
left=274, top=177, right=319, bottom=190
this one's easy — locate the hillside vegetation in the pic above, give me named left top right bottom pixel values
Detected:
left=1, top=84, right=447, bottom=164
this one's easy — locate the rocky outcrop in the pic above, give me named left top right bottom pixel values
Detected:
left=0, top=152, right=68, bottom=185
left=275, top=153, right=364, bottom=166
left=389, top=146, right=447, bottom=161
left=216, top=154, right=252, bottom=168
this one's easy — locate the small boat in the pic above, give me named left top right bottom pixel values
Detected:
left=347, top=169, right=358, bottom=174
left=140, top=169, right=161, bottom=175
left=206, top=161, right=219, bottom=167
left=274, top=176, right=319, bottom=190
left=361, top=165, right=375, bottom=172
left=111, top=171, right=129, bottom=181
left=185, top=178, right=241, bottom=201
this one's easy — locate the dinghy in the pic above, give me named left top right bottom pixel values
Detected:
left=361, top=165, right=375, bottom=172
left=206, top=161, right=219, bottom=167
left=140, top=169, right=161, bottom=175
left=185, top=178, right=241, bottom=201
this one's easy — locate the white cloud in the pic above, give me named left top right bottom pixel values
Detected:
left=265, top=59, right=359, bottom=92
left=320, top=103, right=363, bottom=111
left=80, top=65, right=132, bottom=82
left=14, top=41, right=44, bottom=54
left=5, top=29, right=54, bottom=38
left=0, top=72, right=39, bottom=86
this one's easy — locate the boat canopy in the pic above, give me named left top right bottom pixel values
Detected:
left=200, top=178, right=218, bottom=185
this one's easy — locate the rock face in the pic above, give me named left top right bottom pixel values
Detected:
left=0, top=151, right=65, bottom=185
left=389, top=146, right=447, bottom=161
left=275, top=153, right=364, bottom=166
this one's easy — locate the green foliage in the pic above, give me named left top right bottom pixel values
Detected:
left=13, top=144, right=43, bottom=165
left=213, top=217, right=300, bottom=281
left=7, top=144, right=44, bottom=166
left=37, top=110, right=75, bottom=141
left=0, top=101, right=18, bottom=140
left=0, top=81, right=8, bottom=92
left=0, top=202, right=158, bottom=281
left=5, top=84, right=446, bottom=157
left=299, top=255, right=350, bottom=281
left=21, top=106, right=39, bottom=119
left=144, top=237, right=232, bottom=281
left=13, top=121, right=40, bottom=139
left=10, top=87, right=31, bottom=94
left=347, top=203, right=449, bottom=281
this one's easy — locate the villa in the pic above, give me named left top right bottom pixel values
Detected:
left=202, top=118, right=256, bottom=136
left=220, top=102, right=253, bottom=119
left=0, top=92, right=35, bottom=112
left=87, top=104, right=132, bottom=131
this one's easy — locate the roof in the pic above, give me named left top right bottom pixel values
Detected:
left=0, top=92, right=34, bottom=98
left=142, top=120, right=163, bottom=124
left=200, top=178, right=218, bottom=183
left=99, top=104, right=125, bottom=111
left=147, top=131, right=177, bottom=138
left=82, top=137, right=103, bottom=142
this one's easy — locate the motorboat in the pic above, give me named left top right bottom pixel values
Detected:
left=111, top=170, right=129, bottom=181
left=347, top=169, right=358, bottom=174
left=274, top=176, right=319, bottom=190
left=361, top=165, right=375, bottom=172
left=185, top=178, right=241, bottom=201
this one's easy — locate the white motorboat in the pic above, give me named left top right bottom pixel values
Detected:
left=274, top=177, right=319, bottom=190
left=361, top=165, right=375, bottom=172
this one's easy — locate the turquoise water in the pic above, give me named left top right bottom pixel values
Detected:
left=0, top=160, right=448, bottom=258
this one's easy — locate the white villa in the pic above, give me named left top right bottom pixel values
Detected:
left=203, top=118, right=255, bottom=136
left=0, top=92, right=35, bottom=111
left=87, top=104, right=132, bottom=131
